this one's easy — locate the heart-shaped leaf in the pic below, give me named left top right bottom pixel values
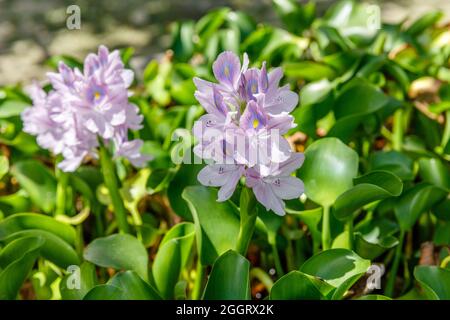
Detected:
left=84, top=234, right=149, bottom=281
left=298, top=137, right=359, bottom=207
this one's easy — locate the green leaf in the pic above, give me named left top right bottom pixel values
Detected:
left=10, top=160, right=57, bottom=213
left=328, top=81, right=390, bottom=142
left=0, top=191, right=31, bottom=215
left=298, top=137, right=359, bottom=207
left=0, top=100, right=29, bottom=119
left=270, top=271, right=323, bottom=300
left=182, top=186, right=240, bottom=265
left=60, top=262, right=97, bottom=300
left=82, top=271, right=160, bottom=300
left=152, top=222, right=195, bottom=299
left=406, top=11, right=443, bottom=36
left=395, top=183, right=448, bottom=231
left=322, top=0, right=379, bottom=45
left=2, top=230, right=79, bottom=268
left=203, top=250, right=250, bottom=300
left=369, top=151, right=414, bottom=181
left=284, top=61, right=337, bottom=81
left=83, top=284, right=124, bottom=300
left=300, top=249, right=370, bottom=290
left=300, top=79, right=333, bottom=106
left=414, top=266, right=450, bottom=300
left=0, top=236, right=44, bottom=299
left=273, top=0, right=315, bottom=34
left=333, top=170, right=403, bottom=220
left=84, top=234, right=149, bottom=281
left=0, top=213, right=76, bottom=245
left=354, top=232, right=398, bottom=260
left=418, top=157, right=450, bottom=191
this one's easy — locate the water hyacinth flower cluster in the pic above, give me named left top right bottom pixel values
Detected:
left=21, top=45, right=151, bottom=172
left=193, top=51, right=305, bottom=215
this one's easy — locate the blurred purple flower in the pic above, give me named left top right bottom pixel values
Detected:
left=21, top=45, right=151, bottom=172
left=193, top=51, right=304, bottom=215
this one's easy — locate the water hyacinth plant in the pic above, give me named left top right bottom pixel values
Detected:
left=0, top=0, right=449, bottom=303
left=21, top=46, right=151, bottom=233
left=193, top=51, right=304, bottom=216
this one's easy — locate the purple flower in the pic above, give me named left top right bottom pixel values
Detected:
left=21, top=45, right=151, bottom=172
left=246, top=153, right=305, bottom=215
left=193, top=51, right=304, bottom=215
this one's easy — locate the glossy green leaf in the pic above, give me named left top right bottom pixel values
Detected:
left=328, top=81, right=390, bottom=141
left=369, top=151, right=414, bottom=181
left=418, top=157, right=450, bottom=191
left=0, top=236, right=44, bottom=299
left=300, top=249, right=370, bottom=290
left=82, top=271, right=165, bottom=300
left=152, top=222, right=195, bottom=299
left=333, top=170, right=403, bottom=220
left=395, top=183, right=448, bottom=231
left=298, top=137, right=359, bottom=207
left=414, top=266, right=450, bottom=300
left=0, top=213, right=76, bottom=245
left=284, top=61, right=337, bottom=81
left=2, top=229, right=79, bottom=268
left=270, top=271, right=323, bottom=300
left=10, top=160, right=57, bottom=213
left=203, top=250, right=250, bottom=300
left=84, top=234, right=149, bottom=281
left=182, top=186, right=240, bottom=265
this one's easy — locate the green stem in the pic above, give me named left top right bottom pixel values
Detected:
left=236, top=187, right=257, bottom=256
left=191, top=260, right=205, bottom=300
left=99, top=145, right=130, bottom=234
left=385, top=230, right=405, bottom=297
left=271, top=243, right=284, bottom=276
left=268, top=232, right=284, bottom=276
left=440, top=255, right=450, bottom=269
left=250, top=267, right=274, bottom=291
left=392, top=109, right=404, bottom=151
left=322, top=205, right=331, bottom=251
left=345, top=218, right=353, bottom=250
left=55, top=167, right=69, bottom=216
